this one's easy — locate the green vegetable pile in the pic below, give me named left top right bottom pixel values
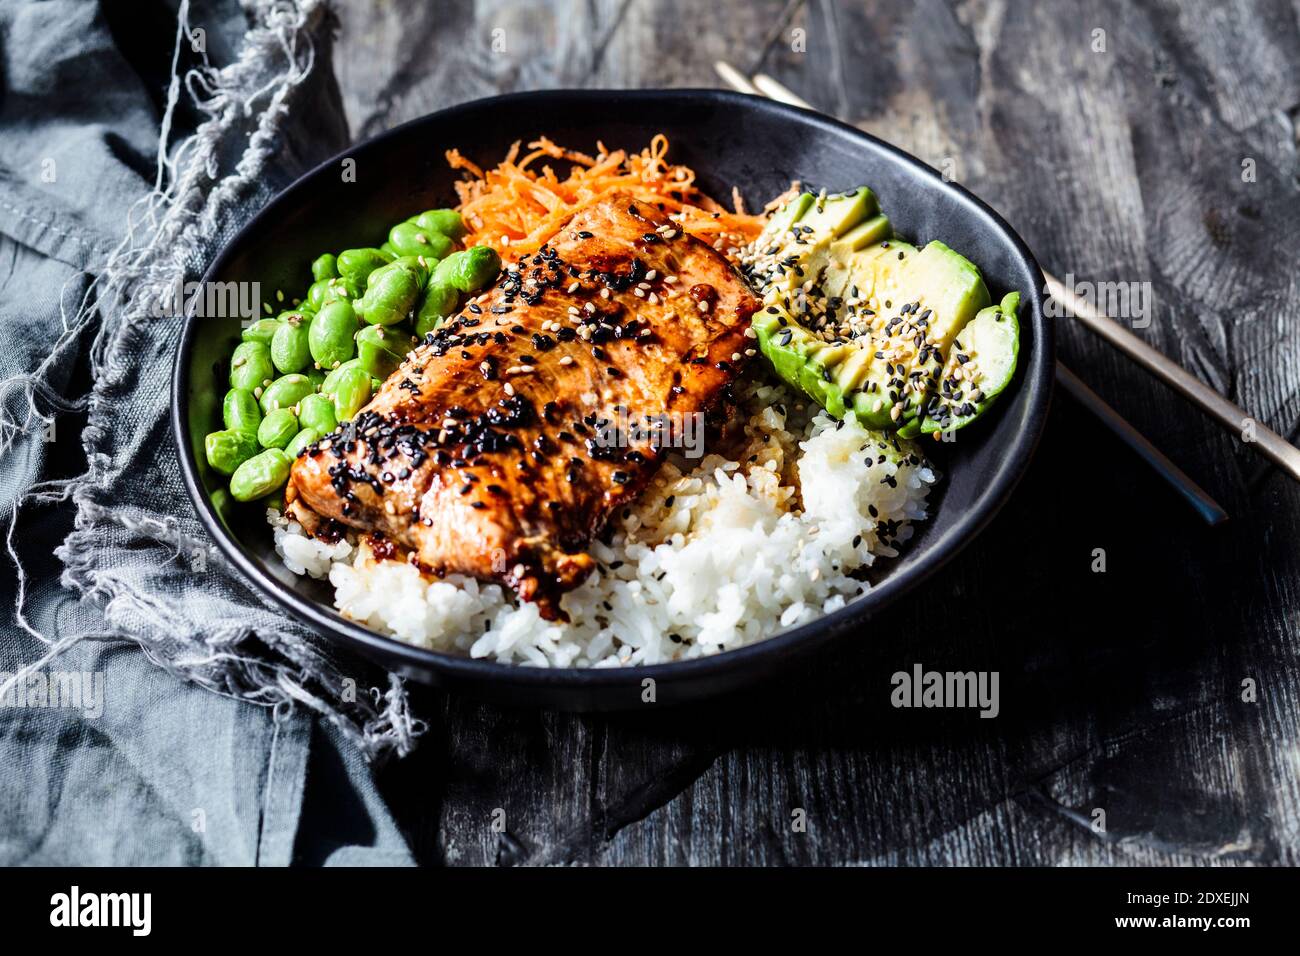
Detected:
left=204, top=208, right=502, bottom=507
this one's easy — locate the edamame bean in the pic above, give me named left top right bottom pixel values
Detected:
left=356, top=324, right=408, bottom=379
left=388, top=221, right=454, bottom=260
left=270, top=314, right=311, bottom=373
left=337, top=247, right=393, bottom=283
left=309, top=299, right=358, bottom=369
left=204, top=429, right=260, bottom=476
left=328, top=274, right=364, bottom=302
left=320, top=358, right=361, bottom=393
left=297, top=393, right=337, bottom=434
left=241, top=318, right=280, bottom=345
left=305, top=367, right=326, bottom=391
left=429, top=252, right=464, bottom=290
left=311, top=253, right=338, bottom=281
left=412, top=208, right=467, bottom=240
left=432, top=245, right=500, bottom=293
left=307, top=278, right=332, bottom=310
left=459, top=245, right=501, bottom=291
left=222, top=388, right=263, bottom=433
left=390, top=254, right=432, bottom=284
left=230, top=341, right=275, bottom=391
left=326, top=365, right=373, bottom=422
left=229, top=448, right=292, bottom=502
left=356, top=261, right=422, bottom=326
left=257, top=407, right=299, bottom=449
left=259, top=373, right=314, bottom=413
left=414, top=282, right=459, bottom=337
left=285, top=427, right=322, bottom=458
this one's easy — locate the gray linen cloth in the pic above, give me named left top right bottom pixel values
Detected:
left=0, top=0, right=421, bottom=864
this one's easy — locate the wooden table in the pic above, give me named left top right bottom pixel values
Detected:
left=335, top=0, right=1300, bottom=866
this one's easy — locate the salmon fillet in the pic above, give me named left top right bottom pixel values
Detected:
left=287, top=195, right=760, bottom=617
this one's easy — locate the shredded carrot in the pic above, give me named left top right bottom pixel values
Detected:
left=447, top=135, right=771, bottom=261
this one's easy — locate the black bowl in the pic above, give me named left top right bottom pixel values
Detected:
left=173, top=89, right=1053, bottom=710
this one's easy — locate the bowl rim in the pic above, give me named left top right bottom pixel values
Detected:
left=172, top=87, right=1054, bottom=689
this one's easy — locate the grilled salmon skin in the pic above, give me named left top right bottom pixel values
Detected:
left=287, top=195, right=760, bottom=617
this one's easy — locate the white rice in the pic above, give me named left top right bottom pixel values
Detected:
left=269, top=377, right=937, bottom=667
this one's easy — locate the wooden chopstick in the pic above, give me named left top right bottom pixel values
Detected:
left=714, top=63, right=1233, bottom=524
left=1046, top=274, right=1300, bottom=482
left=1055, top=363, right=1227, bottom=525
left=714, top=60, right=759, bottom=97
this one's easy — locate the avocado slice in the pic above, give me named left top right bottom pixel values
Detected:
left=820, top=218, right=896, bottom=300
left=834, top=241, right=928, bottom=428
left=917, top=292, right=1021, bottom=436
left=752, top=304, right=851, bottom=418
left=754, top=292, right=926, bottom=431
left=833, top=239, right=989, bottom=431
left=797, top=187, right=878, bottom=239
left=833, top=214, right=895, bottom=255
left=748, top=188, right=1008, bottom=436
left=894, top=241, right=991, bottom=354
left=825, top=238, right=916, bottom=304
left=753, top=236, right=938, bottom=431
left=763, top=192, right=813, bottom=240
left=754, top=188, right=878, bottom=294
